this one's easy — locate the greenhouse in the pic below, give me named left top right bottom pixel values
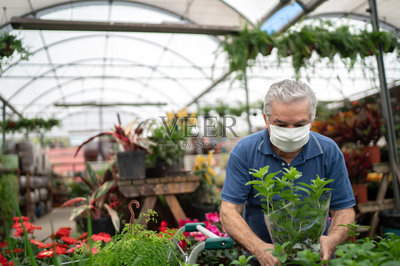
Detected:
left=0, top=0, right=400, bottom=265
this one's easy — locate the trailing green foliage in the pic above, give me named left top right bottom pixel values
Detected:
left=221, top=21, right=400, bottom=78
left=247, top=166, right=333, bottom=260
left=0, top=32, right=31, bottom=70
left=0, top=118, right=60, bottom=134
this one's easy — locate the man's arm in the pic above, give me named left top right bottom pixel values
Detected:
left=220, top=200, right=280, bottom=266
left=320, top=207, right=356, bottom=261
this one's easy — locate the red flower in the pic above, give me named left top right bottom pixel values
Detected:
left=41, top=243, right=55, bottom=249
left=0, top=241, right=7, bottom=248
left=0, top=254, right=12, bottom=266
left=178, top=239, right=187, bottom=251
left=55, top=227, right=71, bottom=238
left=12, top=221, right=42, bottom=236
left=55, top=246, right=66, bottom=255
left=76, top=232, right=88, bottom=240
left=159, top=221, right=168, bottom=232
left=12, top=216, right=29, bottom=223
left=91, top=233, right=111, bottom=243
left=37, top=250, right=54, bottom=259
left=5, top=248, right=24, bottom=254
left=30, top=239, right=45, bottom=248
left=61, top=236, right=77, bottom=245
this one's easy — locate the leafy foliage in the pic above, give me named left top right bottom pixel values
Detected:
left=246, top=166, right=333, bottom=261
left=61, top=162, right=120, bottom=233
left=74, top=114, right=155, bottom=158
left=221, top=21, right=400, bottom=78
left=0, top=118, right=60, bottom=134
left=0, top=32, right=31, bottom=70
left=92, top=220, right=184, bottom=265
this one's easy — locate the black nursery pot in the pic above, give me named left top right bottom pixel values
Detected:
left=379, top=209, right=400, bottom=236
left=78, top=216, right=116, bottom=236
left=146, top=158, right=183, bottom=178
left=117, top=150, right=146, bottom=180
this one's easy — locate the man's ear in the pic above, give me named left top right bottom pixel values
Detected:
left=263, top=114, right=270, bottom=130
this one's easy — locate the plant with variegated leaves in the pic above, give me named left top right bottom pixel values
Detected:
left=61, top=162, right=120, bottom=233
left=74, top=113, right=155, bottom=158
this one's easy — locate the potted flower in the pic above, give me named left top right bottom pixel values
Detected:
left=178, top=152, right=220, bottom=220
left=61, top=162, right=121, bottom=235
left=146, top=109, right=194, bottom=177
left=342, top=147, right=372, bottom=203
left=0, top=32, right=31, bottom=70
left=91, top=209, right=185, bottom=265
left=74, top=114, right=155, bottom=180
left=353, top=101, right=385, bottom=164
left=246, top=166, right=333, bottom=262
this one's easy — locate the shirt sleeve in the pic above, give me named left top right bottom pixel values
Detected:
left=221, top=149, right=252, bottom=205
left=326, top=145, right=356, bottom=210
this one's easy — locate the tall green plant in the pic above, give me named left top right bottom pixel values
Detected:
left=246, top=166, right=333, bottom=261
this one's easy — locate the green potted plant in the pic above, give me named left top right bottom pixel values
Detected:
left=246, top=166, right=333, bottom=262
left=179, top=152, right=220, bottom=220
left=92, top=210, right=184, bottom=265
left=62, top=162, right=121, bottom=235
left=146, top=109, right=194, bottom=177
left=0, top=32, right=31, bottom=70
left=0, top=118, right=60, bottom=134
left=353, top=101, right=385, bottom=164
left=145, top=123, right=185, bottom=177
left=74, top=114, right=155, bottom=180
left=342, top=147, right=372, bottom=204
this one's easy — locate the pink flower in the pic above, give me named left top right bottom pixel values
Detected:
left=66, top=243, right=83, bottom=254
left=207, top=224, right=223, bottom=236
left=205, top=212, right=220, bottom=223
left=91, top=247, right=98, bottom=255
left=92, top=232, right=111, bottom=242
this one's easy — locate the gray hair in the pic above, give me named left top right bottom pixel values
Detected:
left=264, top=79, right=318, bottom=121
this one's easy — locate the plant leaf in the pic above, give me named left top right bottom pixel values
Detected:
left=69, top=205, right=90, bottom=221
left=61, top=197, right=87, bottom=207
left=104, top=203, right=120, bottom=233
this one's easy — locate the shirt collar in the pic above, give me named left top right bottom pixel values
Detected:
left=258, top=129, right=323, bottom=160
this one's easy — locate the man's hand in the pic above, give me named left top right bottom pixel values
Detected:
left=254, top=242, right=280, bottom=266
left=319, top=235, right=338, bottom=261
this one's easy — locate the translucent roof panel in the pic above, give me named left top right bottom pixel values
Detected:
left=1, top=0, right=400, bottom=143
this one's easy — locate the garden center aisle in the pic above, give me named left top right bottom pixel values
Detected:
left=31, top=207, right=77, bottom=242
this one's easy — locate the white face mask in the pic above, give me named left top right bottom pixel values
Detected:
left=269, top=124, right=311, bottom=152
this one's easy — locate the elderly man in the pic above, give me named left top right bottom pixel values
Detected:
left=220, top=79, right=355, bottom=265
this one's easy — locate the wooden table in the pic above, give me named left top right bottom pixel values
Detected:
left=357, top=163, right=394, bottom=236
left=118, top=175, right=199, bottom=225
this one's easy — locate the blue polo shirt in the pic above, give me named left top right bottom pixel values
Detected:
left=221, top=129, right=355, bottom=243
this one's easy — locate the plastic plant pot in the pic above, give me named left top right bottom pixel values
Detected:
left=264, top=190, right=331, bottom=258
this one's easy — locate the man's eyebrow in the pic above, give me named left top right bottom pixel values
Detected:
left=272, top=119, right=287, bottom=124
left=295, top=119, right=309, bottom=124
